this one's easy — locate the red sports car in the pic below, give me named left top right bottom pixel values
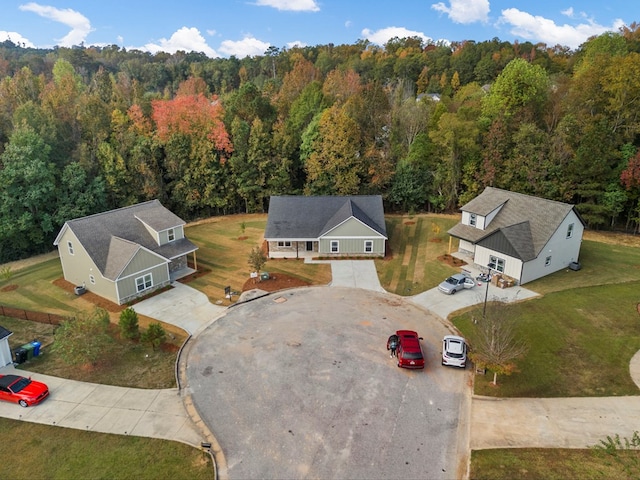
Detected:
left=395, top=330, right=425, bottom=369
left=0, top=374, right=50, bottom=407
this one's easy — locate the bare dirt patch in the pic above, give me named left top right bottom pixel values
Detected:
left=53, top=278, right=125, bottom=312
left=438, top=254, right=467, bottom=267
left=1, top=284, right=18, bottom=292
left=242, top=273, right=311, bottom=292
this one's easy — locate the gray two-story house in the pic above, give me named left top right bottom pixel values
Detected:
left=53, top=200, right=198, bottom=305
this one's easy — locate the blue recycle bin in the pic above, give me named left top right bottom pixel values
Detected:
left=32, top=341, right=41, bottom=356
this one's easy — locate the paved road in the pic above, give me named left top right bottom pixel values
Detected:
left=185, top=286, right=472, bottom=480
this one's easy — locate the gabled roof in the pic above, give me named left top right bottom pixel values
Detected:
left=264, top=196, right=387, bottom=239
left=54, top=200, right=197, bottom=281
left=448, top=187, right=583, bottom=261
left=0, top=326, right=12, bottom=341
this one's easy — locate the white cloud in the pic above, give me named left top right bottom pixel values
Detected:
left=254, top=0, right=320, bottom=12
left=19, top=2, right=92, bottom=46
left=143, top=27, right=219, bottom=57
left=345, top=20, right=353, bottom=28
left=498, top=8, right=625, bottom=49
left=561, top=7, right=574, bottom=18
left=287, top=40, right=307, bottom=49
left=361, top=26, right=432, bottom=46
left=431, top=0, right=490, bottom=24
left=0, top=31, right=36, bottom=48
left=218, top=35, right=271, bottom=57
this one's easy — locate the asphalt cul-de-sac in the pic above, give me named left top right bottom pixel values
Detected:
left=186, top=286, right=471, bottom=480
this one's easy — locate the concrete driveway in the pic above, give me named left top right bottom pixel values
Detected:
left=0, top=364, right=203, bottom=446
left=185, top=286, right=472, bottom=480
left=132, top=282, right=226, bottom=335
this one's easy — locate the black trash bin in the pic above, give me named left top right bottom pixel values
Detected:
left=14, top=347, right=27, bottom=364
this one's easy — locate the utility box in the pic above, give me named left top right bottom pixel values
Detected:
left=260, top=272, right=270, bottom=280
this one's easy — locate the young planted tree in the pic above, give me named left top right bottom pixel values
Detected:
left=118, top=307, right=140, bottom=340
left=248, top=245, right=267, bottom=281
left=141, top=322, right=166, bottom=351
left=469, top=303, right=528, bottom=386
left=51, top=308, right=112, bottom=366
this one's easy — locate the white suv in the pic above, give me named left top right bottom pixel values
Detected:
left=442, top=335, right=467, bottom=368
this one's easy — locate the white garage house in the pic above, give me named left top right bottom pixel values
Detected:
left=264, top=195, right=387, bottom=259
left=447, top=187, right=585, bottom=285
left=0, top=326, right=13, bottom=367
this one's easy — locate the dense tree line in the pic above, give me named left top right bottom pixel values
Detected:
left=2, top=25, right=640, bottom=262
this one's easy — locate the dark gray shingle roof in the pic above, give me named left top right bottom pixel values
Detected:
left=0, top=326, right=12, bottom=340
left=448, top=187, right=581, bottom=261
left=265, top=196, right=386, bottom=239
left=56, top=200, right=197, bottom=280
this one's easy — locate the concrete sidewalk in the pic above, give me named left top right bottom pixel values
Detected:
left=0, top=364, right=204, bottom=446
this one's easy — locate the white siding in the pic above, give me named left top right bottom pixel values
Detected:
left=474, top=246, right=523, bottom=280
left=520, top=211, right=584, bottom=284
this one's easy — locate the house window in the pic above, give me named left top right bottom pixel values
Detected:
left=364, top=240, right=373, bottom=253
left=277, top=241, right=291, bottom=247
left=67, top=241, right=74, bottom=255
left=330, top=240, right=339, bottom=253
left=566, top=223, right=574, bottom=239
left=89, top=275, right=95, bottom=284
left=489, top=255, right=505, bottom=273
left=545, top=256, right=552, bottom=267
left=135, top=273, right=153, bottom=293
left=167, top=228, right=175, bottom=242
left=469, top=213, right=477, bottom=227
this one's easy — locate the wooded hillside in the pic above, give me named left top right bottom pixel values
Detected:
left=1, top=25, right=640, bottom=261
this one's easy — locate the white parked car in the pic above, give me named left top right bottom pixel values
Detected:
left=437, top=273, right=476, bottom=294
left=442, top=335, right=467, bottom=368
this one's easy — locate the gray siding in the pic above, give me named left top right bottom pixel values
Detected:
left=319, top=237, right=385, bottom=256
left=324, top=218, right=382, bottom=237
left=117, top=262, right=170, bottom=304
left=56, top=229, right=119, bottom=303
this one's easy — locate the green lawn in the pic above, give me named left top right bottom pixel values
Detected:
left=0, top=418, right=214, bottom=480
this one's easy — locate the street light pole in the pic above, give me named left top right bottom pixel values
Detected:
left=482, top=266, right=492, bottom=320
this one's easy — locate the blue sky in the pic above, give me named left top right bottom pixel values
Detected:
left=0, top=0, right=635, bottom=58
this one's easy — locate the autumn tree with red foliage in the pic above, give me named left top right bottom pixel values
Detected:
left=152, top=93, right=232, bottom=156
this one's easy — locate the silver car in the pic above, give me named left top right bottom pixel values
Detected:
left=437, top=273, right=475, bottom=294
left=442, top=335, right=467, bottom=368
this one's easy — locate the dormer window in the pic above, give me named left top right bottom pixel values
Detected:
left=167, top=228, right=175, bottom=242
left=469, top=213, right=477, bottom=227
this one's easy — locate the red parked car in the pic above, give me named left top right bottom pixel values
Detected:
left=0, top=374, right=50, bottom=407
left=395, top=330, right=425, bottom=369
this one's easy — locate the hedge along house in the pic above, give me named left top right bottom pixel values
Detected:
left=53, top=200, right=198, bottom=305
left=264, top=196, right=387, bottom=259
left=447, top=187, right=585, bottom=285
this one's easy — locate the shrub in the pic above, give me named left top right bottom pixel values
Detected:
left=141, top=322, right=166, bottom=351
left=51, top=308, right=112, bottom=366
left=118, top=307, right=139, bottom=340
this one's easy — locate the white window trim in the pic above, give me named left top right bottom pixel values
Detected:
left=167, top=228, right=175, bottom=242
left=330, top=240, right=339, bottom=253
left=566, top=223, right=574, bottom=239
left=135, top=273, right=153, bottom=293
left=364, top=240, right=373, bottom=253
left=545, top=256, right=552, bottom=267
left=489, top=255, right=505, bottom=273
left=469, top=213, right=476, bottom=227
left=67, top=241, right=74, bottom=255
left=277, top=241, right=292, bottom=247
left=89, top=274, right=95, bottom=284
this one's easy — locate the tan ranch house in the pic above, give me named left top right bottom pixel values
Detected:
left=53, top=200, right=198, bottom=305
left=264, top=195, right=387, bottom=259
left=447, top=187, right=585, bottom=285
